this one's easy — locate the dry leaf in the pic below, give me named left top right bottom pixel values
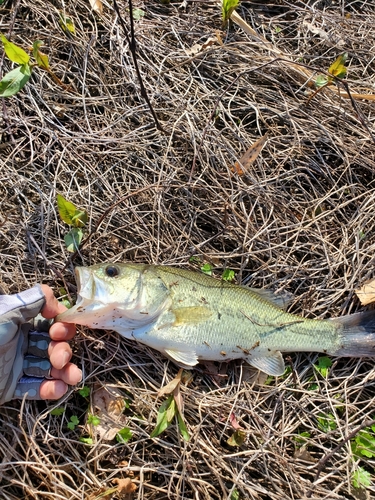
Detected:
left=231, top=133, right=269, bottom=175
left=172, top=383, right=184, bottom=416
left=355, top=279, right=375, bottom=305
left=157, top=369, right=182, bottom=397
left=185, top=36, right=219, bottom=56
left=229, top=412, right=243, bottom=430
left=241, top=365, right=269, bottom=384
left=89, top=0, right=103, bottom=15
left=293, top=446, right=316, bottom=463
left=92, top=385, right=127, bottom=440
left=112, top=477, right=137, bottom=495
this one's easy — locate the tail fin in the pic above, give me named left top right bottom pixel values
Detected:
left=333, top=310, right=375, bottom=357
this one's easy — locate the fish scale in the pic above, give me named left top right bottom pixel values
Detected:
left=57, top=262, right=375, bottom=376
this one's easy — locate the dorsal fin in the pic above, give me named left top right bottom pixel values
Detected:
left=246, top=287, right=293, bottom=310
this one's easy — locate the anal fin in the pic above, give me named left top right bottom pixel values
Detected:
left=164, top=348, right=199, bottom=368
left=246, top=350, right=285, bottom=376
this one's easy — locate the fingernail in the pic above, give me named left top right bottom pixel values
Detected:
left=61, top=351, right=70, bottom=368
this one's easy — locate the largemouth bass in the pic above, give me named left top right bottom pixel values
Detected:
left=57, top=263, right=375, bottom=376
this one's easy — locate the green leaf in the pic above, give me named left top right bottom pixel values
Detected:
left=317, top=412, right=337, bottom=433
left=293, top=431, right=311, bottom=446
left=352, top=430, right=375, bottom=459
left=189, top=256, right=200, bottom=264
left=315, top=75, right=328, bottom=88
left=150, top=395, right=175, bottom=438
left=227, top=429, right=246, bottom=447
left=222, top=269, right=235, bottom=281
left=61, top=299, right=72, bottom=309
left=0, top=34, right=30, bottom=65
left=59, top=13, right=76, bottom=35
left=0, top=64, right=31, bottom=97
left=50, top=407, right=65, bottom=416
left=78, top=386, right=90, bottom=398
left=32, top=40, right=49, bottom=69
left=64, top=227, right=84, bottom=252
left=352, top=467, right=371, bottom=489
left=314, top=356, right=332, bottom=378
left=176, top=411, right=190, bottom=442
left=230, top=490, right=240, bottom=500
left=116, top=427, right=133, bottom=444
left=201, top=263, right=212, bottom=276
left=222, top=0, right=239, bottom=24
left=71, top=209, right=88, bottom=228
left=328, top=53, right=348, bottom=79
left=67, top=415, right=79, bottom=430
left=70, top=415, right=79, bottom=425
left=79, top=436, right=93, bottom=445
left=132, top=8, right=145, bottom=20
left=87, top=414, right=101, bottom=426
left=57, top=194, right=77, bottom=225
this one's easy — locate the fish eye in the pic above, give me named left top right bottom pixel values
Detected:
left=105, top=265, right=120, bottom=278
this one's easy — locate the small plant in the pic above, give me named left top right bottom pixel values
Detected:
left=222, top=269, right=235, bottom=281
left=316, top=412, right=337, bottom=433
left=307, top=53, right=348, bottom=104
left=79, top=436, right=93, bottom=445
left=349, top=421, right=375, bottom=489
left=351, top=425, right=375, bottom=459
left=87, top=414, right=101, bottom=426
left=67, top=415, right=80, bottom=430
left=0, top=35, right=69, bottom=97
left=132, top=8, right=145, bottom=20
left=230, top=489, right=240, bottom=500
left=78, top=386, right=91, bottom=398
left=315, top=53, right=348, bottom=88
left=59, top=12, right=76, bottom=35
left=150, top=370, right=190, bottom=441
left=293, top=431, right=311, bottom=447
left=116, top=427, right=133, bottom=444
left=314, top=356, right=332, bottom=378
left=352, top=466, right=372, bottom=489
left=201, top=263, right=213, bottom=276
left=50, top=407, right=65, bottom=416
left=222, top=0, right=239, bottom=26
left=56, top=194, right=88, bottom=252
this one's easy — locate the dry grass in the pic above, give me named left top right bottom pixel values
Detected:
left=1, top=0, right=375, bottom=498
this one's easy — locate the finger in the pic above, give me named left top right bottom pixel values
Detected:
left=23, top=356, right=51, bottom=377
left=50, top=363, right=82, bottom=386
left=27, top=331, right=51, bottom=357
left=48, top=341, right=72, bottom=370
left=13, top=376, right=68, bottom=400
left=40, top=284, right=66, bottom=319
left=13, top=377, right=44, bottom=400
left=39, top=379, right=68, bottom=400
left=49, top=321, right=76, bottom=342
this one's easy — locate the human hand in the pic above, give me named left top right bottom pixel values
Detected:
left=0, top=284, right=82, bottom=403
left=38, top=285, right=82, bottom=399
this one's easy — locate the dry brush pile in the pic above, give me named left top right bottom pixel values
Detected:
left=1, top=0, right=375, bottom=498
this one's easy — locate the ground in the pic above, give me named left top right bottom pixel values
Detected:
left=1, top=0, right=375, bottom=499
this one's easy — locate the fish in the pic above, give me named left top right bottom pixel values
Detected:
left=56, top=262, right=375, bottom=376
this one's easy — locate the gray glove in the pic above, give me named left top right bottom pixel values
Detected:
left=0, top=285, right=53, bottom=404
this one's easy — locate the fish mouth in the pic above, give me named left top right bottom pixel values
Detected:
left=56, top=266, right=101, bottom=323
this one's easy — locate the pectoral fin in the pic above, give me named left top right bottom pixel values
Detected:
left=246, top=350, right=285, bottom=376
left=164, top=348, right=199, bottom=368
left=172, top=306, right=212, bottom=326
